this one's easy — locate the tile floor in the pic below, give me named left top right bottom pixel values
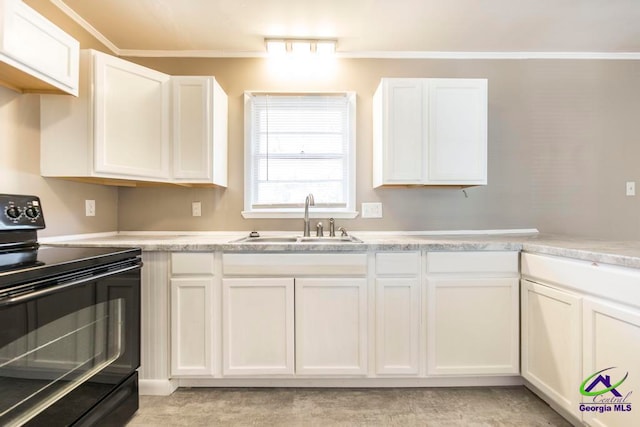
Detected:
left=127, top=386, right=572, bottom=426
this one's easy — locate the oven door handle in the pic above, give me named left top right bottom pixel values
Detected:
left=0, top=264, right=141, bottom=307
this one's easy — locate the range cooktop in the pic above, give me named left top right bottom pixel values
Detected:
left=0, top=194, right=141, bottom=290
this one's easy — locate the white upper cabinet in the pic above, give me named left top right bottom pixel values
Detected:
left=427, top=79, right=487, bottom=183
left=93, top=52, right=171, bottom=179
left=172, top=76, right=228, bottom=186
left=373, top=78, right=487, bottom=187
left=373, top=78, right=426, bottom=185
left=41, top=50, right=170, bottom=182
left=0, top=0, right=79, bottom=95
left=41, top=50, right=228, bottom=186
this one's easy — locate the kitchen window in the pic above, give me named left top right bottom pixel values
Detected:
left=242, top=92, right=357, bottom=218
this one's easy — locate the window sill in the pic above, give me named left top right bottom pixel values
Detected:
left=241, top=210, right=359, bottom=219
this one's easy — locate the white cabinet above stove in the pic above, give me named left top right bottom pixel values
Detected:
left=40, top=50, right=228, bottom=187
left=0, top=0, right=79, bottom=95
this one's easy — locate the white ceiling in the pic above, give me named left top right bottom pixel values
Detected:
left=50, top=0, right=640, bottom=58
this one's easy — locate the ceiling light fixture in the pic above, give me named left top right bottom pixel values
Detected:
left=265, top=39, right=287, bottom=56
left=265, top=38, right=337, bottom=56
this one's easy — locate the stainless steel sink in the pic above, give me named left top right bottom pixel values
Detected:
left=230, top=236, right=299, bottom=243
left=297, top=235, right=363, bottom=243
left=230, top=235, right=362, bottom=244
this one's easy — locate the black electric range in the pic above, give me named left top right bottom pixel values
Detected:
left=0, top=194, right=142, bottom=427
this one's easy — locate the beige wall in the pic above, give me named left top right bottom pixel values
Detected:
left=0, top=1, right=118, bottom=237
left=115, top=57, right=640, bottom=239
left=10, top=3, right=640, bottom=239
left=0, top=87, right=118, bottom=237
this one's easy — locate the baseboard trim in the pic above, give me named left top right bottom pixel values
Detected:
left=174, top=376, right=522, bottom=388
left=139, top=379, right=179, bottom=396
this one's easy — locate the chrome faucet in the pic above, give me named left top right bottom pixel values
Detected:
left=303, top=193, right=315, bottom=237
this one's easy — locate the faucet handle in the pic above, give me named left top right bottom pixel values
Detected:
left=329, top=218, right=335, bottom=237
left=316, top=222, right=324, bottom=237
left=338, top=226, right=348, bottom=237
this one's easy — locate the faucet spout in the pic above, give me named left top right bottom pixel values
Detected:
left=303, top=193, right=315, bottom=237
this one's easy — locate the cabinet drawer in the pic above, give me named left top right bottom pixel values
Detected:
left=427, top=251, right=518, bottom=274
left=376, top=252, right=420, bottom=275
left=171, top=252, right=215, bottom=275
left=223, top=253, right=367, bottom=276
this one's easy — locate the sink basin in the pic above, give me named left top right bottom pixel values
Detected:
left=297, top=235, right=363, bottom=243
left=230, top=235, right=363, bottom=244
left=230, top=236, right=299, bottom=243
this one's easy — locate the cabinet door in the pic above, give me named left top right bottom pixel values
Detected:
left=171, top=277, right=214, bottom=376
left=426, top=78, right=487, bottom=184
left=93, top=51, right=170, bottom=179
left=171, top=76, right=228, bottom=185
left=582, top=298, right=640, bottom=427
left=222, top=278, right=294, bottom=376
left=521, top=279, right=582, bottom=418
left=375, top=278, right=420, bottom=375
left=0, top=0, right=79, bottom=95
left=295, top=278, right=367, bottom=375
left=172, top=76, right=212, bottom=181
left=377, top=78, right=426, bottom=185
left=427, top=277, right=519, bottom=375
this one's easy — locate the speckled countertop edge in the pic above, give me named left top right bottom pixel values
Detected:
left=42, top=231, right=640, bottom=269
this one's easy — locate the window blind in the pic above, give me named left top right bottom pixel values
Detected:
left=248, top=93, right=352, bottom=209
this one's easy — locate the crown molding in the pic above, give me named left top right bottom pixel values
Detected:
left=51, top=0, right=121, bottom=55
left=119, top=49, right=640, bottom=60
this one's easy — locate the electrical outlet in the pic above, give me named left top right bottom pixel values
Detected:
left=85, top=200, right=95, bottom=217
left=361, top=202, right=383, bottom=218
left=626, top=181, right=636, bottom=196
left=192, top=201, right=202, bottom=217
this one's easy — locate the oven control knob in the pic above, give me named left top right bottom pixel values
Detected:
left=5, top=206, right=21, bottom=219
left=25, top=206, right=41, bottom=219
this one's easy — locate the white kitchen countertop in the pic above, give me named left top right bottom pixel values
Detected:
left=41, top=230, right=640, bottom=269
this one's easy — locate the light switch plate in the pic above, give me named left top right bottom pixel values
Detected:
left=361, top=202, right=383, bottom=218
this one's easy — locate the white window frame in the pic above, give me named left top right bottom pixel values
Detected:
left=242, top=91, right=358, bottom=219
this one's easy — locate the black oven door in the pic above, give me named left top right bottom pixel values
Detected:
left=0, top=260, right=141, bottom=426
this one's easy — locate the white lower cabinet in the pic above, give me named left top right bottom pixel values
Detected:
left=521, top=279, right=582, bottom=418
left=426, top=252, right=520, bottom=376
left=170, top=278, right=215, bottom=376
left=521, top=252, right=640, bottom=427
left=374, top=252, right=421, bottom=375
left=582, top=298, right=640, bottom=427
left=167, top=251, right=549, bottom=388
left=221, top=278, right=295, bottom=376
left=220, top=276, right=367, bottom=377
left=170, top=253, right=216, bottom=377
left=220, top=253, right=368, bottom=378
left=295, top=278, right=368, bottom=375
